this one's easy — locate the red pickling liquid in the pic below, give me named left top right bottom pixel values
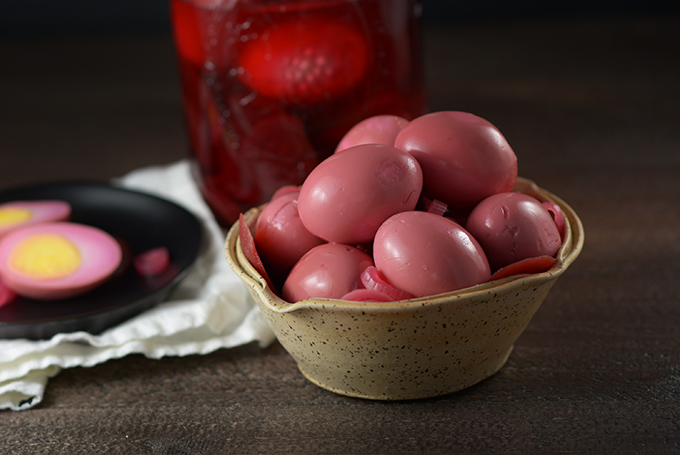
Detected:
left=170, top=0, right=426, bottom=225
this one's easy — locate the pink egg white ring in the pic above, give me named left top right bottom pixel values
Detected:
left=0, top=222, right=122, bottom=300
left=0, top=200, right=71, bottom=240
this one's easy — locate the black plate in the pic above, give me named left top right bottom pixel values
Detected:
left=0, top=182, right=203, bottom=340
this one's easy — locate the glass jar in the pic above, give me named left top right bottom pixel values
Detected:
left=171, top=0, right=425, bottom=225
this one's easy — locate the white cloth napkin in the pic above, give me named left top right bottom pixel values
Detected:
left=0, top=160, right=275, bottom=411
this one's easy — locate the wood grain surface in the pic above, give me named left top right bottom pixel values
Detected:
left=1, top=10, right=678, bottom=455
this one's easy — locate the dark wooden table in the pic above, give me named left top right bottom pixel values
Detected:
left=1, top=11, right=679, bottom=455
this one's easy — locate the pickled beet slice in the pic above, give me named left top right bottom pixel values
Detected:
left=426, top=199, right=448, bottom=217
left=239, top=213, right=276, bottom=292
left=489, top=255, right=556, bottom=281
left=341, top=289, right=395, bottom=302
left=361, top=266, right=415, bottom=301
left=542, top=202, right=566, bottom=239
left=134, top=246, right=171, bottom=277
left=0, top=279, right=18, bottom=307
left=238, top=18, right=368, bottom=104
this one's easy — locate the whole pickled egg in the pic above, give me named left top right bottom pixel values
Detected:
left=0, top=222, right=122, bottom=300
left=254, top=192, right=325, bottom=275
left=373, top=211, right=491, bottom=298
left=237, top=19, right=368, bottom=105
left=282, top=243, right=374, bottom=302
left=394, top=111, right=517, bottom=208
left=465, top=192, right=562, bottom=271
left=335, top=115, right=409, bottom=153
left=297, top=144, right=423, bottom=244
left=0, top=200, right=71, bottom=240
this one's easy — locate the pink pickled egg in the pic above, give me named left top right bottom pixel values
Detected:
left=255, top=192, right=325, bottom=275
left=373, top=211, right=491, bottom=298
left=465, top=192, right=562, bottom=271
left=0, top=222, right=122, bottom=300
left=237, top=18, right=368, bottom=105
left=298, top=144, right=423, bottom=244
left=335, top=115, right=409, bottom=153
left=282, top=243, right=374, bottom=302
left=360, top=266, right=414, bottom=301
left=271, top=185, right=300, bottom=200
left=0, top=200, right=71, bottom=240
left=394, top=111, right=518, bottom=208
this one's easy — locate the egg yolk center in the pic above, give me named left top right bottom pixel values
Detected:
left=0, top=208, right=33, bottom=226
left=8, top=233, right=82, bottom=280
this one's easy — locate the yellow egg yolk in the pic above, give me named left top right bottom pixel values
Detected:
left=0, top=207, right=33, bottom=227
left=8, top=233, right=82, bottom=280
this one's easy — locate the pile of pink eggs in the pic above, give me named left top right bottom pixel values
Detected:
left=241, top=111, right=566, bottom=303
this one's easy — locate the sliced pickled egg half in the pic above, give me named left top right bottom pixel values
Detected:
left=0, top=222, right=122, bottom=300
left=0, top=200, right=71, bottom=240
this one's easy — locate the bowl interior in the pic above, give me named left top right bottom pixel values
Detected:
left=225, top=176, right=584, bottom=313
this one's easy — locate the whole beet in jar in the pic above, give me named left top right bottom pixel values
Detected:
left=170, top=0, right=426, bottom=225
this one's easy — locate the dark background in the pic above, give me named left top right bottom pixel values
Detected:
left=1, top=0, right=679, bottom=36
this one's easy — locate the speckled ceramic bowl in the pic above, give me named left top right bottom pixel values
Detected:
left=225, top=177, right=584, bottom=400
